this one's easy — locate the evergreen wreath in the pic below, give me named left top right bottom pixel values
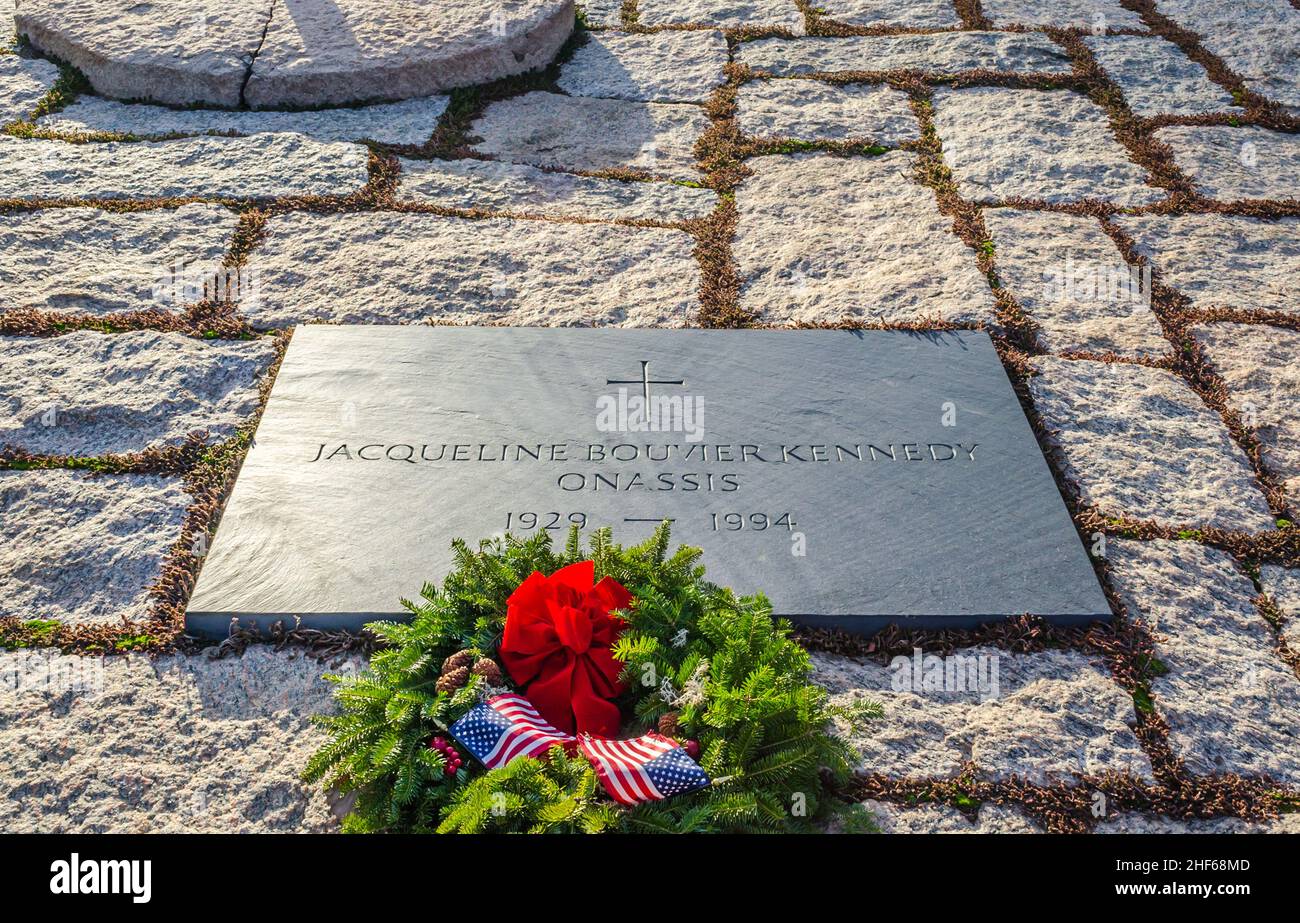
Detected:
left=304, top=523, right=881, bottom=833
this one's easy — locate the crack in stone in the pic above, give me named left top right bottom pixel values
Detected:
left=239, top=0, right=279, bottom=110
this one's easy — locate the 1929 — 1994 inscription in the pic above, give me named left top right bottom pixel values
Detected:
left=186, top=327, right=1111, bottom=636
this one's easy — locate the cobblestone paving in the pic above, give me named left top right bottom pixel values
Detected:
left=1, top=2, right=1297, bottom=834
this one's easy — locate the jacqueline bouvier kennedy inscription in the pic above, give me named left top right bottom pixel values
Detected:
left=186, top=327, right=1110, bottom=637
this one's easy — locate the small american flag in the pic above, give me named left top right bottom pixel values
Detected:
left=449, top=694, right=575, bottom=769
left=579, top=732, right=711, bottom=805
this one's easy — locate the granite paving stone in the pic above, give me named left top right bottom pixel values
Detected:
left=0, top=52, right=58, bottom=123
left=1155, top=0, right=1300, bottom=114
left=1116, top=214, right=1299, bottom=318
left=857, top=800, right=1044, bottom=833
left=931, top=88, right=1164, bottom=205
left=811, top=647, right=1151, bottom=783
left=557, top=30, right=729, bottom=103
left=1108, top=540, right=1300, bottom=785
left=469, top=91, right=708, bottom=181
left=577, top=0, right=624, bottom=28
left=245, top=212, right=700, bottom=327
left=737, top=32, right=1073, bottom=76
left=1260, top=565, right=1300, bottom=651
left=981, top=0, right=1146, bottom=30
left=0, top=648, right=363, bottom=832
left=983, top=209, right=1169, bottom=358
left=635, top=0, right=806, bottom=32
left=396, top=157, right=718, bottom=222
left=1083, top=34, right=1242, bottom=117
left=0, top=133, right=371, bottom=200
left=1154, top=125, right=1299, bottom=202
left=1097, top=813, right=1300, bottom=833
left=0, top=331, right=278, bottom=456
left=1028, top=357, right=1275, bottom=531
left=37, top=95, right=451, bottom=145
left=733, top=152, right=997, bottom=325
left=0, top=204, right=239, bottom=315
left=0, top=470, right=188, bottom=624
left=1191, top=322, right=1300, bottom=498
left=736, top=80, right=918, bottom=142
left=815, top=0, right=961, bottom=28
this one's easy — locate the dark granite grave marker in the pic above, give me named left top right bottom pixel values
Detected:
left=186, top=327, right=1111, bottom=636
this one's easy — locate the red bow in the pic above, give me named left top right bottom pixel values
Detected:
left=498, top=561, right=632, bottom=737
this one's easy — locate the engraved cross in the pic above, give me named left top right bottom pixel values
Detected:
left=606, top=361, right=684, bottom=404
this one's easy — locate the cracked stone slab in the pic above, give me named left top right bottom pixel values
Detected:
left=737, top=32, right=1073, bottom=76
left=0, top=52, right=58, bottom=123
left=1107, top=539, right=1300, bottom=786
left=1191, top=323, right=1300, bottom=499
left=1028, top=357, right=1274, bottom=531
left=1260, top=566, right=1300, bottom=652
left=858, top=800, right=1043, bottom=833
left=981, top=0, right=1146, bottom=30
left=815, top=0, right=961, bottom=28
left=733, top=152, right=997, bottom=326
left=1154, top=125, right=1299, bottom=202
left=1116, top=214, right=1299, bottom=319
left=0, top=133, right=370, bottom=200
left=0, top=647, right=363, bottom=832
left=1084, top=34, right=1242, bottom=117
left=557, top=29, right=728, bottom=103
left=0, top=204, right=239, bottom=316
left=469, top=91, right=708, bottom=181
left=17, top=1, right=575, bottom=109
left=245, top=212, right=700, bottom=327
left=1155, top=0, right=1300, bottom=114
left=0, top=470, right=187, bottom=624
left=397, top=156, right=717, bottom=222
left=736, top=80, right=918, bottom=143
left=932, top=88, right=1163, bottom=206
left=635, top=0, right=806, bottom=32
left=812, top=648, right=1151, bottom=783
left=0, top=331, right=277, bottom=456
left=983, top=209, right=1169, bottom=359
left=37, top=94, right=450, bottom=145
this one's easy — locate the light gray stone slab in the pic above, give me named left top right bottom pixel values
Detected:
left=1260, top=565, right=1300, bottom=652
left=245, top=212, right=700, bottom=327
left=0, top=647, right=363, bottom=833
left=0, top=52, right=58, bottom=122
left=557, top=29, right=729, bottom=103
left=736, top=80, right=918, bottom=142
left=1155, top=0, right=1300, bottom=114
left=37, top=94, right=450, bottom=145
left=1028, top=357, right=1275, bottom=531
left=812, top=647, right=1151, bottom=783
left=932, top=88, right=1164, bottom=206
left=983, top=209, right=1169, bottom=358
left=1116, top=214, right=1299, bottom=319
left=1108, top=539, right=1300, bottom=786
left=396, top=156, right=717, bottom=222
left=1192, top=323, right=1300, bottom=499
left=0, top=331, right=277, bottom=456
left=577, top=0, right=623, bottom=28
left=1155, top=125, right=1299, bottom=202
left=16, top=0, right=575, bottom=109
left=859, top=800, right=1043, bottom=833
left=737, top=32, right=1073, bottom=76
left=815, top=0, right=961, bottom=28
left=0, top=133, right=370, bottom=200
left=1096, top=813, right=1297, bottom=833
left=733, top=151, right=997, bottom=325
left=0, top=204, right=239, bottom=315
left=469, top=91, right=708, bottom=181
left=635, top=0, right=806, bottom=32
left=14, top=0, right=274, bottom=108
left=981, top=0, right=1146, bottom=30
left=187, top=327, right=1111, bottom=636
left=0, top=470, right=187, bottom=624
left=1084, top=34, right=1241, bottom=116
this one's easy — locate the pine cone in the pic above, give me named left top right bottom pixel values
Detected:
left=436, top=666, right=470, bottom=693
left=471, top=658, right=503, bottom=685
left=441, top=649, right=475, bottom=676
left=658, top=711, right=680, bottom=738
